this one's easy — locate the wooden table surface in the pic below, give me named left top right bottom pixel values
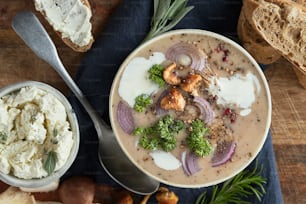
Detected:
left=0, top=1, right=305, bottom=203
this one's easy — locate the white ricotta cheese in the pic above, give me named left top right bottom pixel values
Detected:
left=0, top=86, right=74, bottom=179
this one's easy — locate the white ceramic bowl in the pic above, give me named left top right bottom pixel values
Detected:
left=109, top=29, right=272, bottom=188
left=0, top=81, right=79, bottom=188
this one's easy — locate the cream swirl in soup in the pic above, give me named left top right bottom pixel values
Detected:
left=110, top=32, right=270, bottom=187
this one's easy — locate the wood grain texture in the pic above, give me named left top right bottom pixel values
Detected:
left=0, top=0, right=305, bottom=203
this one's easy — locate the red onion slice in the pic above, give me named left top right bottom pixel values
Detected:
left=181, top=151, right=191, bottom=176
left=166, top=42, right=207, bottom=72
left=193, top=96, right=214, bottom=124
left=211, top=141, right=236, bottom=167
left=181, top=151, right=201, bottom=176
left=187, top=152, right=202, bottom=175
left=116, top=100, right=135, bottom=134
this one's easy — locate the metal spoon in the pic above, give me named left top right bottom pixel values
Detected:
left=12, top=11, right=159, bottom=195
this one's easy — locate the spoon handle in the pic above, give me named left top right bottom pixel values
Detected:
left=12, top=11, right=106, bottom=135
left=12, top=11, right=160, bottom=195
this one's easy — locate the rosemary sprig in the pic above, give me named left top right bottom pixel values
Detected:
left=143, top=0, right=194, bottom=42
left=195, top=161, right=266, bottom=204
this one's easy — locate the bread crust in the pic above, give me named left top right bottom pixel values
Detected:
left=237, top=8, right=281, bottom=64
left=57, top=31, right=94, bottom=53
left=34, top=0, right=94, bottom=52
left=243, top=0, right=306, bottom=72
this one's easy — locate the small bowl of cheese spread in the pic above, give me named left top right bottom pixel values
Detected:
left=0, top=81, right=79, bottom=188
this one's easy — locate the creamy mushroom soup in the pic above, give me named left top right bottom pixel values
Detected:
left=110, top=30, right=271, bottom=187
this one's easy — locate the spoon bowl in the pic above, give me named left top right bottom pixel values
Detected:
left=11, top=11, right=159, bottom=195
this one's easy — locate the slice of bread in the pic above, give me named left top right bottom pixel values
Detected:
left=237, top=8, right=281, bottom=64
left=34, top=0, right=94, bottom=52
left=0, top=186, right=35, bottom=204
left=243, top=0, right=306, bottom=72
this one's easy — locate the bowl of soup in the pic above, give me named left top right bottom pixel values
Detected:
left=109, top=29, right=271, bottom=188
left=0, top=81, right=79, bottom=188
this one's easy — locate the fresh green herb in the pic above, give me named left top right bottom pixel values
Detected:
left=134, top=115, right=185, bottom=151
left=195, top=161, right=266, bottom=204
left=0, top=131, right=7, bottom=143
left=30, top=109, right=38, bottom=124
left=143, top=0, right=194, bottom=42
left=134, top=126, right=159, bottom=150
left=30, top=114, right=36, bottom=124
left=134, top=94, right=153, bottom=112
left=53, top=128, right=58, bottom=137
left=50, top=139, right=58, bottom=145
left=43, top=151, right=58, bottom=175
left=186, top=119, right=212, bottom=157
left=148, top=64, right=166, bottom=87
left=139, top=134, right=160, bottom=150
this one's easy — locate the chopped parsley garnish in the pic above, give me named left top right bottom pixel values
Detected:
left=186, top=119, right=213, bottom=157
left=134, top=94, right=153, bottom=112
left=148, top=64, right=166, bottom=87
left=134, top=115, right=185, bottom=152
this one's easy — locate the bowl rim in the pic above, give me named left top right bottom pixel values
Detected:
left=0, top=80, right=80, bottom=188
left=109, top=29, right=272, bottom=188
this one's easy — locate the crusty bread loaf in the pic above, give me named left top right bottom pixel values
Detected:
left=237, top=8, right=281, bottom=64
left=34, top=0, right=94, bottom=52
left=243, top=0, right=306, bottom=72
left=0, top=187, right=35, bottom=204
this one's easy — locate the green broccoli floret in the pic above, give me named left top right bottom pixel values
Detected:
left=148, top=64, right=165, bottom=87
left=133, top=115, right=185, bottom=152
left=186, top=119, right=213, bottom=157
left=134, top=94, right=153, bottom=112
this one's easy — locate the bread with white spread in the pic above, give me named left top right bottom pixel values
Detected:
left=34, top=0, right=94, bottom=52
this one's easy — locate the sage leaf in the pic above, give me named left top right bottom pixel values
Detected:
left=167, top=0, right=187, bottom=20
left=0, top=131, right=7, bottom=143
left=143, top=0, right=194, bottom=42
left=154, top=0, right=171, bottom=26
left=153, top=0, right=160, bottom=24
left=162, top=5, right=194, bottom=32
left=53, top=128, right=58, bottom=137
left=43, top=151, right=57, bottom=175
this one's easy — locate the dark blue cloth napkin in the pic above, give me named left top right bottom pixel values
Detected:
left=67, top=0, right=284, bottom=203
